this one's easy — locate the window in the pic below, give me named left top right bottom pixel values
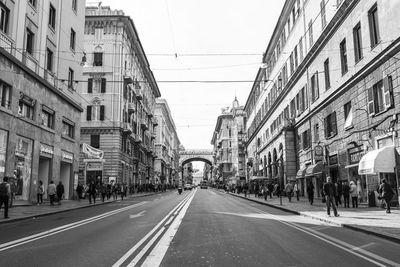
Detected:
left=368, top=76, right=394, bottom=115
left=289, top=52, right=294, bottom=76
left=0, top=80, right=11, bottom=109
left=368, top=3, right=380, bottom=48
left=314, top=124, right=319, bottom=143
left=0, top=3, right=9, bottom=34
left=88, top=78, right=106, bottom=93
left=46, top=48, right=53, bottom=71
left=68, top=68, right=74, bottom=89
left=93, top=52, right=103, bottom=66
left=344, top=101, right=353, bottom=129
left=86, top=105, right=105, bottom=121
left=324, top=112, right=337, bottom=138
left=18, top=99, right=35, bottom=120
left=311, top=71, right=319, bottom=102
left=296, top=87, right=306, bottom=116
left=28, top=0, right=36, bottom=7
left=324, top=58, right=330, bottom=90
left=294, top=45, right=298, bottom=68
left=49, top=4, right=56, bottom=29
left=70, top=28, right=76, bottom=51
left=26, top=29, right=34, bottom=55
left=287, top=16, right=291, bottom=33
left=308, top=20, right=313, bottom=48
left=353, top=23, right=363, bottom=63
left=62, top=120, right=75, bottom=138
left=72, top=0, right=77, bottom=11
left=290, top=99, right=296, bottom=118
left=90, top=135, right=100, bottom=149
left=320, top=0, right=327, bottom=29
left=302, top=129, right=311, bottom=150
left=299, top=37, right=303, bottom=62
left=41, top=105, right=54, bottom=129
left=340, top=39, right=348, bottom=74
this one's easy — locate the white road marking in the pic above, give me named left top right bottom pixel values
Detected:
left=129, top=210, right=146, bottom=219
left=0, top=202, right=147, bottom=252
left=352, top=243, right=376, bottom=251
left=112, top=192, right=194, bottom=267
left=140, top=192, right=195, bottom=267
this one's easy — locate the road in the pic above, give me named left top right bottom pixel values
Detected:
left=0, top=188, right=399, bottom=266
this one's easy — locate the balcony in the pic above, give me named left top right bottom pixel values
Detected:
left=134, top=133, right=142, bottom=144
left=22, top=51, right=39, bottom=74
left=152, top=117, right=158, bottom=126
left=151, top=133, right=156, bottom=140
left=135, top=88, right=143, bottom=100
left=128, top=102, right=136, bottom=113
left=141, top=118, right=148, bottom=130
left=0, top=31, right=15, bottom=57
left=123, top=123, right=133, bottom=134
left=44, top=70, right=56, bottom=87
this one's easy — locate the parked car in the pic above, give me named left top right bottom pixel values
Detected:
left=184, top=184, right=193, bottom=190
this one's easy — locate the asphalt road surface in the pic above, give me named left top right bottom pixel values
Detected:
left=1, top=188, right=400, bottom=267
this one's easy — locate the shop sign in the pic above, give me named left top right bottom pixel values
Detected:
left=348, top=146, right=364, bottom=164
left=86, top=162, right=103, bottom=171
left=40, top=144, right=54, bottom=156
left=329, top=154, right=338, bottom=166
left=62, top=151, right=73, bottom=163
left=314, top=145, right=324, bottom=161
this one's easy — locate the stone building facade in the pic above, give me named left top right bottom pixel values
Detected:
left=80, top=5, right=160, bottom=187
left=0, top=0, right=85, bottom=202
left=245, top=0, right=400, bottom=203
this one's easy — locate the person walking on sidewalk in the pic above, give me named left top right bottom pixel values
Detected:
left=323, top=176, right=339, bottom=217
left=48, top=181, right=57, bottom=206
left=37, top=180, right=44, bottom=205
left=335, top=181, right=343, bottom=207
left=76, top=183, right=83, bottom=201
left=56, top=181, right=64, bottom=205
left=306, top=181, right=314, bottom=205
left=379, top=178, right=395, bottom=213
left=343, top=181, right=350, bottom=208
left=0, top=176, right=11, bottom=219
left=262, top=183, right=269, bottom=201
left=88, top=181, right=97, bottom=204
left=243, top=183, right=249, bottom=198
left=285, top=182, right=294, bottom=202
left=349, top=181, right=358, bottom=208
left=268, top=183, right=274, bottom=199
left=294, top=182, right=300, bottom=201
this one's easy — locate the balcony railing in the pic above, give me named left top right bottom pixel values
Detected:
left=135, top=88, right=143, bottom=100
left=135, top=133, right=142, bottom=144
left=0, top=31, right=15, bottom=57
left=141, top=117, right=148, bottom=130
left=128, top=102, right=136, bottom=113
left=123, top=123, right=133, bottom=134
left=152, top=117, right=158, bottom=126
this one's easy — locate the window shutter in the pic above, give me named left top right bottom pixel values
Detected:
left=100, top=105, right=105, bottom=121
left=383, top=76, right=393, bottom=109
left=324, top=117, right=328, bottom=138
left=88, top=78, right=93, bottom=93
left=332, top=111, right=337, bottom=136
left=86, top=105, right=92, bottom=121
left=367, top=86, right=375, bottom=116
left=304, top=85, right=308, bottom=109
left=101, top=78, right=106, bottom=93
left=315, top=71, right=319, bottom=99
left=298, top=134, right=303, bottom=151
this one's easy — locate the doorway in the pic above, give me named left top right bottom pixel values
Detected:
left=60, top=162, right=72, bottom=199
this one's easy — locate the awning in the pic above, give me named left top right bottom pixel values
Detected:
left=296, top=165, right=308, bottom=179
left=250, top=176, right=269, bottom=181
left=358, top=146, right=396, bottom=175
left=305, top=161, right=324, bottom=177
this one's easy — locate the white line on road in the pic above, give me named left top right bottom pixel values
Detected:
left=112, top=192, right=194, bottom=267
left=0, top=201, right=147, bottom=252
left=129, top=210, right=146, bottom=219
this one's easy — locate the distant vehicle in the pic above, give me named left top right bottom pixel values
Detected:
left=184, top=184, right=193, bottom=190
left=200, top=182, right=208, bottom=189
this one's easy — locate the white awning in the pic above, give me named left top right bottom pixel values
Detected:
left=358, top=146, right=396, bottom=175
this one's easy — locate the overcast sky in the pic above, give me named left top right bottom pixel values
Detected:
left=100, top=0, right=285, bottom=150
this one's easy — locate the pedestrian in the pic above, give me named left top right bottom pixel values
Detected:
left=37, top=180, right=45, bottom=205
left=342, top=181, right=350, bottom=208
left=284, top=182, right=293, bottom=202
left=48, top=181, right=57, bottom=206
left=243, top=183, right=249, bottom=198
left=107, top=183, right=112, bottom=199
left=268, top=183, right=274, bottom=199
left=88, top=181, right=97, bottom=204
left=0, top=176, right=11, bottom=219
left=294, top=182, right=300, bottom=201
left=349, top=181, right=358, bottom=208
left=254, top=183, right=260, bottom=198
left=56, top=181, right=64, bottom=205
left=335, top=181, right=343, bottom=207
left=323, top=176, right=339, bottom=217
left=262, top=183, right=269, bottom=201
left=113, top=183, right=119, bottom=200
left=100, top=183, right=107, bottom=202
left=379, top=178, right=395, bottom=213
left=76, top=183, right=83, bottom=201
left=306, top=181, right=314, bottom=205
left=120, top=183, right=125, bottom=200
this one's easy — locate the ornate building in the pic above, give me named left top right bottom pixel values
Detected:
left=0, top=0, right=85, bottom=202
left=79, top=5, right=160, bottom=187
left=245, top=0, right=400, bottom=203
left=154, top=99, right=180, bottom=186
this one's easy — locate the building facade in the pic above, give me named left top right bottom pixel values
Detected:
left=245, top=0, right=400, bottom=203
left=0, top=0, right=85, bottom=202
left=154, top=99, right=180, bottom=186
left=80, top=5, right=161, bottom=187
left=211, top=98, right=246, bottom=186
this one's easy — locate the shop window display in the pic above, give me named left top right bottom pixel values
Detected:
left=13, top=136, right=33, bottom=201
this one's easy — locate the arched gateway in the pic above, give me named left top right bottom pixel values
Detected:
left=179, top=149, right=214, bottom=167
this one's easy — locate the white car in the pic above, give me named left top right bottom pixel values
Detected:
left=184, top=184, right=193, bottom=190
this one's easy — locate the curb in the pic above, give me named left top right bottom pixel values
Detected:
left=0, top=192, right=158, bottom=225
left=228, top=192, right=400, bottom=244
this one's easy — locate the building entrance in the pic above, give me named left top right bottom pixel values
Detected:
left=60, top=162, right=72, bottom=199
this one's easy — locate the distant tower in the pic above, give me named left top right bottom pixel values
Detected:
left=232, top=96, right=239, bottom=109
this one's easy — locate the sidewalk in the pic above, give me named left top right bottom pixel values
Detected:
left=0, top=192, right=160, bottom=225
left=229, top=192, right=400, bottom=244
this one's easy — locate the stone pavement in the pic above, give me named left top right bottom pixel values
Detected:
left=0, top=192, right=158, bottom=225
left=228, top=192, right=400, bottom=244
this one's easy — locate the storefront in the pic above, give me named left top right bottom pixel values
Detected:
left=345, top=145, right=365, bottom=201
left=0, top=129, right=8, bottom=180
left=61, top=151, right=73, bottom=199
left=296, top=165, right=307, bottom=197
left=305, top=161, right=324, bottom=197
left=14, top=136, right=33, bottom=201
left=81, top=143, right=104, bottom=185
left=39, top=143, right=53, bottom=194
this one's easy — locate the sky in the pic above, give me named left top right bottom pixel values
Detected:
left=100, top=0, right=285, bottom=151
